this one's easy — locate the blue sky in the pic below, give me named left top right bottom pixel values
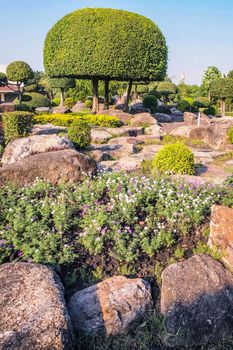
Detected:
left=1, top=0, right=233, bottom=84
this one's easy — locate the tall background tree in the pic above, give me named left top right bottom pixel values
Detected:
left=48, top=77, right=76, bottom=106
left=6, top=61, right=34, bottom=104
left=210, top=77, right=233, bottom=116
left=44, top=8, right=168, bottom=112
left=201, top=66, right=222, bottom=100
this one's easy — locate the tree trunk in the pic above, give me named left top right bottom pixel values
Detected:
left=208, top=89, right=211, bottom=101
left=104, top=80, right=109, bottom=110
left=124, top=80, right=133, bottom=113
left=17, top=83, right=22, bottom=105
left=60, top=88, right=65, bottom=107
left=221, top=99, right=226, bottom=116
left=92, top=78, right=99, bottom=113
left=164, top=94, right=168, bottom=106
left=133, top=84, right=138, bottom=101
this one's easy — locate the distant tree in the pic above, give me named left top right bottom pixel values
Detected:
left=6, top=61, right=34, bottom=104
left=227, top=70, right=233, bottom=79
left=44, top=8, right=168, bottom=112
left=156, top=81, right=177, bottom=104
left=48, top=77, right=76, bottom=106
left=201, top=66, right=222, bottom=100
left=210, top=77, right=233, bottom=116
left=0, top=72, right=7, bottom=86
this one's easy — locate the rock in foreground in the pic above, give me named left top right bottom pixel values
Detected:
left=0, top=263, right=74, bottom=350
left=161, top=254, right=233, bottom=348
left=68, top=276, right=152, bottom=336
left=0, top=149, right=97, bottom=186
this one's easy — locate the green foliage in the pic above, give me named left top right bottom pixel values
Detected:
left=227, top=70, right=233, bottom=79
left=68, top=119, right=91, bottom=149
left=153, top=142, right=195, bottom=175
left=48, top=77, right=76, bottom=90
left=33, top=113, right=121, bottom=128
left=44, top=8, right=167, bottom=81
left=201, top=66, right=222, bottom=95
left=210, top=78, right=233, bottom=100
left=183, top=97, right=194, bottom=105
left=193, top=97, right=210, bottom=108
left=85, top=100, right=93, bottom=109
left=203, top=105, right=217, bottom=116
left=2, top=111, right=33, bottom=144
left=156, top=81, right=177, bottom=95
left=177, top=99, right=191, bottom=112
left=15, top=93, right=51, bottom=109
left=64, top=97, right=75, bottom=108
left=143, top=95, right=158, bottom=113
left=6, top=61, right=34, bottom=83
left=228, top=127, right=233, bottom=144
left=52, top=97, right=60, bottom=106
left=0, top=72, right=7, bottom=86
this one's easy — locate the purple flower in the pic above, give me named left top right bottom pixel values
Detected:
left=18, top=251, right=23, bottom=257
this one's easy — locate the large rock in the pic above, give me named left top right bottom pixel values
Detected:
left=170, top=125, right=194, bottom=138
left=68, top=276, right=152, bottom=336
left=0, top=149, right=97, bottom=186
left=0, top=263, right=74, bottom=350
left=130, top=113, right=157, bottom=127
left=130, top=102, right=151, bottom=114
left=208, top=205, right=233, bottom=269
left=71, top=101, right=86, bottom=113
left=52, top=106, right=70, bottom=114
left=101, top=155, right=144, bottom=172
left=0, top=103, right=15, bottom=113
left=32, top=124, right=67, bottom=136
left=161, top=254, right=233, bottom=348
left=92, top=143, right=135, bottom=160
left=154, top=113, right=172, bottom=123
left=107, top=137, right=143, bottom=146
left=145, top=124, right=161, bottom=138
left=35, top=107, right=51, bottom=114
left=91, top=128, right=112, bottom=143
left=106, top=126, right=144, bottom=137
left=2, top=135, right=74, bottom=165
left=98, top=109, right=132, bottom=124
left=183, top=112, right=197, bottom=124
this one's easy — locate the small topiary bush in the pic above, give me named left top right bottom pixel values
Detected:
left=15, top=93, right=51, bottom=110
left=193, top=97, right=210, bottom=109
left=203, top=105, right=216, bottom=116
left=33, top=113, right=121, bottom=128
left=143, top=95, right=158, bottom=113
left=153, top=142, right=195, bottom=175
left=64, top=97, right=75, bottom=108
left=3, top=111, right=34, bottom=144
left=177, top=100, right=191, bottom=112
left=228, top=127, right=233, bottom=144
left=68, top=119, right=91, bottom=149
left=85, top=100, right=93, bottom=109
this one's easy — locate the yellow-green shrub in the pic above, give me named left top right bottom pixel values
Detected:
left=153, top=142, right=195, bottom=175
left=68, top=119, right=91, bottom=149
left=3, top=111, right=34, bottom=144
left=33, top=113, right=121, bottom=128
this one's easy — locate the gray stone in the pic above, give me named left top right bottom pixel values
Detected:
left=0, top=262, right=74, bottom=350
left=130, top=113, right=157, bottom=127
left=154, top=113, right=172, bottom=123
left=52, top=106, right=70, bottom=114
left=130, top=102, right=151, bottom=114
left=91, top=128, right=112, bottom=143
left=71, top=101, right=86, bottom=113
left=35, top=107, right=51, bottom=114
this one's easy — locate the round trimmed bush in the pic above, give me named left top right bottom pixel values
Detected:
left=143, top=95, right=158, bottom=113
left=0, top=72, right=7, bottom=86
left=153, top=142, right=195, bottom=175
left=44, top=8, right=167, bottom=82
left=177, top=100, right=191, bottom=112
left=6, top=61, right=34, bottom=83
left=68, top=119, right=91, bottom=149
left=203, top=105, right=216, bottom=116
left=16, top=93, right=51, bottom=109
left=85, top=100, right=93, bottom=109
left=193, top=97, right=210, bottom=108
left=64, top=97, right=75, bottom=108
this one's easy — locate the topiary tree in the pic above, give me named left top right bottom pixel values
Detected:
left=44, top=8, right=168, bottom=112
left=48, top=77, right=76, bottom=107
left=68, top=119, right=91, bottom=149
left=156, top=81, right=177, bottom=105
left=0, top=72, right=7, bottom=87
left=210, top=78, right=233, bottom=116
left=143, top=95, right=158, bottom=113
left=201, top=66, right=222, bottom=100
left=6, top=61, right=34, bottom=104
left=193, top=97, right=210, bottom=109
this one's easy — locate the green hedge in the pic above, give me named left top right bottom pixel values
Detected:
left=3, top=111, right=34, bottom=144
left=33, top=113, right=121, bottom=128
left=44, top=8, right=167, bottom=81
left=143, top=95, right=158, bottom=113
left=68, top=119, right=91, bottom=149
left=15, top=93, right=51, bottom=110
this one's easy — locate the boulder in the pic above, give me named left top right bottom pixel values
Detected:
left=161, top=254, right=233, bottom=348
left=208, top=205, right=233, bottom=269
left=35, top=107, right=51, bottom=114
left=101, top=155, right=144, bottom=172
left=170, top=125, right=194, bottom=138
left=107, top=137, right=143, bottom=146
left=98, top=109, right=132, bottom=124
left=91, top=128, right=112, bottom=143
left=200, top=112, right=212, bottom=125
left=145, top=124, right=161, bottom=138
left=106, top=126, right=144, bottom=137
left=130, top=113, right=157, bottom=127
left=2, top=135, right=74, bottom=165
left=0, top=103, right=15, bottom=113
left=0, top=262, right=74, bottom=350
left=0, top=149, right=97, bottom=186
left=183, top=112, right=197, bottom=124
left=32, top=124, right=67, bottom=136
left=130, top=102, right=151, bottom=114
left=71, top=101, right=86, bottom=113
left=68, top=276, right=152, bottom=336
left=52, top=106, right=70, bottom=114
left=115, top=103, right=125, bottom=110
left=92, top=143, right=135, bottom=160
left=154, top=113, right=172, bottom=123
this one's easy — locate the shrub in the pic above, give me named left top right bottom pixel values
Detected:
left=68, top=119, right=91, bottom=149
left=15, top=93, right=51, bottom=110
left=143, top=95, right=158, bottom=113
left=147, top=90, right=162, bottom=99
left=177, top=100, right=191, bottom=112
left=155, top=105, right=171, bottom=114
left=52, top=97, right=60, bottom=106
left=228, top=127, right=233, bottom=144
left=6, top=61, right=34, bottom=83
left=85, top=100, right=93, bottom=109
left=33, top=113, right=121, bottom=128
left=203, top=105, right=216, bottom=116
left=64, top=97, right=75, bottom=108
left=183, top=97, right=194, bottom=105
left=193, top=97, right=210, bottom=108
left=3, top=111, right=34, bottom=143
left=153, top=142, right=195, bottom=175
left=0, top=72, right=7, bottom=86
left=14, top=103, right=33, bottom=112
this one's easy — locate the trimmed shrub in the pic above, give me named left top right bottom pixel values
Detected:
left=3, top=111, right=34, bottom=144
left=177, top=100, right=191, bottom=112
left=85, top=100, right=93, bottom=109
left=183, top=97, right=194, bottom=105
left=203, top=105, right=216, bottom=116
left=44, top=8, right=167, bottom=82
left=64, top=97, right=75, bottom=108
left=33, top=114, right=121, bottom=128
left=153, top=142, right=195, bottom=175
left=52, top=97, right=60, bottom=106
left=68, top=119, right=91, bottom=149
left=14, top=103, right=33, bottom=112
left=155, top=105, right=171, bottom=114
left=6, top=61, right=34, bottom=83
left=0, top=72, right=7, bottom=86
left=143, top=95, right=158, bottom=113
left=148, top=90, right=162, bottom=99
left=15, top=93, right=51, bottom=110
left=193, top=97, right=210, bottom=108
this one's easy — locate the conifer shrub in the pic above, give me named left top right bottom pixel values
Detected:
left=143, top=95, right=158, bottom=113
left=68, top=119, right=91, bottom=149
left=3, top=111, right=34, bottom=143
